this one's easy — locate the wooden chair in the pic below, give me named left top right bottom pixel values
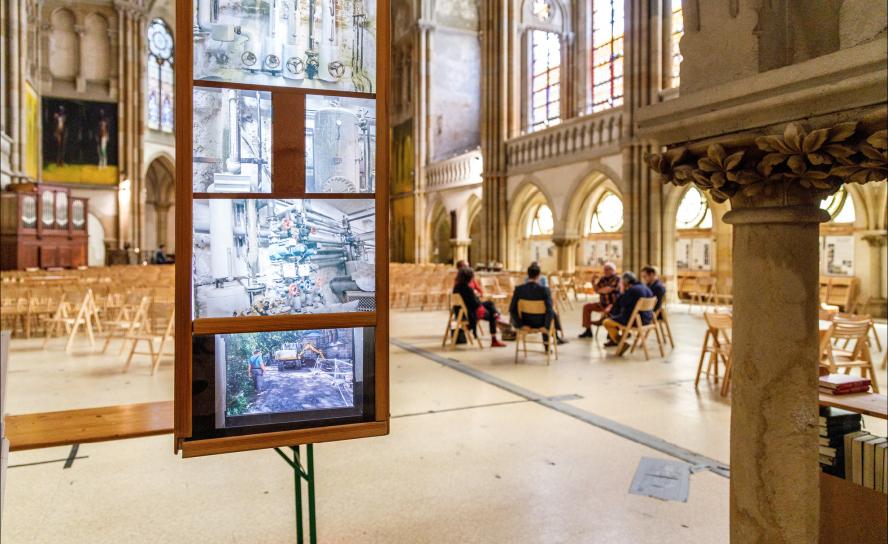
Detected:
left=825, top=317, right=880, bottom=393
left=695, top=312, right=733, bottom=395
left=548, top=274, right=573, bottom=310
left=102, top=296, right=151, bottom=354
left=42, top=289, right=101, bottom=352
left=514, top=299, right=557, bottom=365
left=688, top=277, right=717, bottom=313
left=612, top=297, right=664, bottom=361
left=123, top=301, right=175, bottom=374
left=655, top=301, right=675, bottom=349
left=441, top=293, right=482, bottom=350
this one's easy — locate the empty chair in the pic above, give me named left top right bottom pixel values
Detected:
left=825, top=317, right=880, bottom=393
left=695, top=312, right=733, bottom=395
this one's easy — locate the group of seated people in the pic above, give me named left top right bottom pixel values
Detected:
left=451, top=260, right=665, bottom=356
left=578, top=262, right=665, bottom=355
left=452, top=261, right=568, bottom=349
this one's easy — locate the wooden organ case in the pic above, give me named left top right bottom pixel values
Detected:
left=0, top=184, right=89, bottom=270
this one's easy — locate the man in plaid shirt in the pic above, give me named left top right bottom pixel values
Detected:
left=578, top=262, right=621, bottom=338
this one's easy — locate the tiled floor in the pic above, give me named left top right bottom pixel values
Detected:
left=2, top=304, right=885, bottom=543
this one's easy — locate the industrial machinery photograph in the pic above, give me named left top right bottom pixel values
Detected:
left=305, top=94, right=376, bottom=194
left=192, top=198, right=375, bottom=318
left=193, top=86, right=273, bottom=193
left=193, top=0, right=377, bottom=92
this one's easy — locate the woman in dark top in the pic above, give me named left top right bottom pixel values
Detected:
left=453, top=267, right=506, bottom=347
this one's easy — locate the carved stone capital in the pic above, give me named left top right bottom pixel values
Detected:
left=645, top=122, right=887, bottom=205
left=551, top=236, right=580, bottom=248
left=862, top=232, right=888, bottom=247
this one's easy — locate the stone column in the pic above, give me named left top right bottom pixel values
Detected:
left=479, top=0, right=509, bottom=264
left=552, top=236, right=579, bottom=273
left=862, top=232, right=887, bottom=317
left=724, top=187, right=828, bottom=542
left=449, top=239, right=471, bottom=265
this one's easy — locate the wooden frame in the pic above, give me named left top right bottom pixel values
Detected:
left=174, top=0, right=390, bottom=456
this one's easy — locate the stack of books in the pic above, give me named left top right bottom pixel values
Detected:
left=819, top=406, right=862, bottom=477
left=844, top=430, right=888, bottom=493
left=819, top=374, right=871, bottom=395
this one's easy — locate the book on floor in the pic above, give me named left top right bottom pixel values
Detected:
left=875, top=442, right=887, bottom=493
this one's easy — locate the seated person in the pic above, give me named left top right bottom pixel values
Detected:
left=640, top=265, right=666, bottom=312
left=510, top=263, right=567, bottom=346
left=579, top=262, right=620, bottom=338
left=453, top=267, right=506, bottom=347
left=455, top=260, right=483, bottom=296
left=154, top=244, right=172, bottom=264
left=524, top=261, right=548, bottom=287
left=603, top=272, right=655, bottom=355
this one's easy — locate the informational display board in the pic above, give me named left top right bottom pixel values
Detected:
left=175, top=0, right=389, bottom=457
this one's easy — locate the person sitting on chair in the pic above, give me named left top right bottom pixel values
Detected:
left=453, top=267, right=506, bottom=348
left=579, top=262, right=620, bottom=338
left=455, top=260, right=483, bottom=297
left=510, top=263, right=568, bottom=346
left=603, top=272, right=655, bottom=355
left=640, top=265, right=666, bottom=312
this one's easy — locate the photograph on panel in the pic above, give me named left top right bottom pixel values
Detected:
left=193, top=199, right=375, bottom=317
left=193, top=87, right=272, bottom=193
left=305, top=94, right=376, bottom=193
left=214, top=328, right=363, bottom=427
left=193, top=0, right=377, bottom=93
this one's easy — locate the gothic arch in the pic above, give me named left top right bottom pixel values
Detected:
left=507, top=178, right=556, bottom=269
left=144, top=156, right=175, bottom=255
left=563, top=168, right=624, bottom=239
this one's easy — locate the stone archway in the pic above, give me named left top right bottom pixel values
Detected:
left=144, top=156, right=175, bottom=257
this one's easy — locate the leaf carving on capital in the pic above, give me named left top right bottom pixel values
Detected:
left=644, top=123, right=888, bottom=203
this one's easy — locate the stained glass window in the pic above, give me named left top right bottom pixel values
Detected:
left=671, top=0, right=683, bottom=88
left=529, top=204, right=555, bottom=236
left=147, top=19, right=174, bottom=133
left=590, top=0, right=624, bottom=112
left=676, top=187, right=712, bottom=229
left=589, top=192, right=623, bottom=233
left=530, top=30, right=562, bottom=132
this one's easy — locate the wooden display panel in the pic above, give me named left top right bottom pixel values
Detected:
left=174, top=0, right=390, bottom=456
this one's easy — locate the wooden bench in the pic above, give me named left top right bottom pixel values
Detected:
left=5, top=401, right=173, bottom=452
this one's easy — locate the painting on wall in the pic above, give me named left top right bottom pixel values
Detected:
left=582, top=239, right=623, bottom=268
left=820, top=235, right=854, bottom=276
left=41, top=98, right=118, bottom=185
left=24, top=84, right=40, bottom=180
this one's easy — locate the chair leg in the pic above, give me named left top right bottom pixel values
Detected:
left=123, top=339, right=138, bottom=372
left=514, top=333, right=520, bottom=364
left=868, top=363, right=880, bottom=393
left=869, top=323, right=882, bottom=352
left=694, top=343, right=709, bottom=388
left=662, top=320, right=675, bottom=348
left=720, top=357, right=733, bottom=397
left=654, top=326, right=665, bottom=357
left=640, top=331, right=650, bottom=361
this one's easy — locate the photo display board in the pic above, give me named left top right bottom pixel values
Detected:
left=176, top=0, right=389, bottom=457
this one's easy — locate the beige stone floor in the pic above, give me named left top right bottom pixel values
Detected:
left=2, top=304, right=886, bottom=543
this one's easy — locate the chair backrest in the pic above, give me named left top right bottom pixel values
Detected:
left=634, top=297, right=658, bottom=313
left=517, top=298, right=547, bottom=318
left=830, top=318, right=870, bottom=340
left=703, top=312, right=732, bottom=332
left=450, top=293, right=470, bottom=321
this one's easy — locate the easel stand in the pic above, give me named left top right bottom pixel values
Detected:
left=275, top=444, right=317, bottom=544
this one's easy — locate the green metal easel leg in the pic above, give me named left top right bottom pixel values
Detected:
left=275, top=444, right=317, bottom=544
